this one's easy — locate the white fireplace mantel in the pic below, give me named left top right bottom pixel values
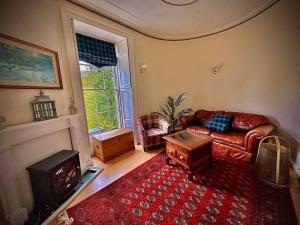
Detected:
left=0, top=114, right=92, bottom=225
left=1, top=115, right=76, bottom=151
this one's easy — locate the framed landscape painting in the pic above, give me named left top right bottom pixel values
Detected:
left=0, top=33, right=63, bottom=89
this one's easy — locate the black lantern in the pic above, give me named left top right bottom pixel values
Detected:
left=31, top=90, right=57, bottom=121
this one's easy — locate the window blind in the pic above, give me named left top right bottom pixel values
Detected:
left=76, top=33, right=117, bottom=68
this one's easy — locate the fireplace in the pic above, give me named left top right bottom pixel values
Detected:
left=27, top=150, right=81, bottom=209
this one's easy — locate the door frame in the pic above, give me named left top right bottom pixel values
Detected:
left=61, top=6, right=139, bottom=153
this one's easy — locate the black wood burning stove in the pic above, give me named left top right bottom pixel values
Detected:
left=27, top=150, right=81, bottom=209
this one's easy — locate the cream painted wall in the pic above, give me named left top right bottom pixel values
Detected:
left=0, top=0, right=299, bottom=167
left=134, top=0, right=300, bottom=170
left=0, top=0, right=73, bottom=125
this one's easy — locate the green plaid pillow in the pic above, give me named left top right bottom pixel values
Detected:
left=213, top=114, right=232, bottom=124
left=205, top=120, right=231, bottom=133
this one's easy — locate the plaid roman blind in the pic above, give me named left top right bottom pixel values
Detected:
left=76, top=33, right=117, bottom=68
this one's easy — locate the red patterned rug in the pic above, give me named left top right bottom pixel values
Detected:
left=67, top=152, right=297, bottom=225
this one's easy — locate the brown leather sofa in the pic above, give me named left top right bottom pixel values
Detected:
left=180, top=110, right=275, bottom=163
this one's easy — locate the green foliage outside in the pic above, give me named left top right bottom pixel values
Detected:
left=81, top=65, right=119, bottom=133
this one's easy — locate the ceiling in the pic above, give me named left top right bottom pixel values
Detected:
left=74, top=20, right=125, bottom=43
left=70, top=0, right=278, bottom=40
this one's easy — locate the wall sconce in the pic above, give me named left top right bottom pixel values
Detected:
left=212, top=64, right=223, bottom=75
left=140, top=64, right=148, bottom=73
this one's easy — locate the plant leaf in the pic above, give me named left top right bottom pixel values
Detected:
left=167, top=96, right=174, bottom=107
left=160, top=106, right=172, bottom=118
left=165, top=104, right=174, bottom=119
left=177, top=108, right=193, bottom=118
left=167, top=96, right=175, bottom=114
left=152, top=112, right=168, bottom=120
left=175, top=92, right=186, bottom=107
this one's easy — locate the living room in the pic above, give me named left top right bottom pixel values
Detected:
left=0, top=0, right=299, bottom=225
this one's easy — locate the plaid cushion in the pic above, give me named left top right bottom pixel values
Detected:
left=205, top=120, right=231, bottom=133
left=213, top=114, right=233, bottom=123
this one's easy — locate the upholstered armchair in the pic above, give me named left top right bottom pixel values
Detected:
left=137, top=114, right=170, bottom=151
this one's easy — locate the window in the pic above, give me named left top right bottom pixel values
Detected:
left=80, top=61, right=121, bottom=136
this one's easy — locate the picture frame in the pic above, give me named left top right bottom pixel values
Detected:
left=0, top=33, right=63, bottom=89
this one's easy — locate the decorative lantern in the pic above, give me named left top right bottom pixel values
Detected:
left=31, top=90, right=57, bottom=121
left=255, top=136, right=290, bottom=188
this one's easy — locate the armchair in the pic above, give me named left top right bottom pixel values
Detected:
left=137, top=114, right=170, bottom=151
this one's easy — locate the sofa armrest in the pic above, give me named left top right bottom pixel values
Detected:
left=180, top=115, right=197, bottom=129
left=245, top=124, right=275, bottom=153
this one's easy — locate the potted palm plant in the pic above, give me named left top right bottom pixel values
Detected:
left=154, top=93, right=192, bottom=133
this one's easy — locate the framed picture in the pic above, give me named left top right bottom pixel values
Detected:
left=0, top=33, right=63, bottom=89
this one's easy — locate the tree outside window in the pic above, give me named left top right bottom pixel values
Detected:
left=80, top=61, right=120, bottom=136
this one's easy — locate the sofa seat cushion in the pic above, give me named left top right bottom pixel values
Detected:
left=187, top=126, right=212, bottom=135
left=211, top=131, right=245, bottom=146
left=146, top=128, right=166, bottom=137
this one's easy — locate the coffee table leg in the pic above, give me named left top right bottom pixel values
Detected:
left=166, top=156, right=171, bottom=165
left=188, top=171, right=193, bottom=181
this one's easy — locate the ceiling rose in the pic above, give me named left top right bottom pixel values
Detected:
left=161, top=0, right=199, bottom=6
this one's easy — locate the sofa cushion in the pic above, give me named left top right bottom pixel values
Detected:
left=205, top=120, right=231, bottom=133
left=187, top=126, right=212, bottom=135
left=211, top=131, right=245, bottom=146
left=226, top=112, right=269, bottom=131
left=195, top=110, right=224, bottom=124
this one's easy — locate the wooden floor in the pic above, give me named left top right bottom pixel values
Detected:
left=68, top=145, right=164, bottom=208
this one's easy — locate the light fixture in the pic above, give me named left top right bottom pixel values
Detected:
left=140, top=64, right=149, bottom=73
left=211, top=64, right=224, bottom=75
left=161, top=0, right=199, bottom=6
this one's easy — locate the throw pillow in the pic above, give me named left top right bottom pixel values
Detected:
left=213, top=114, right=233, bottom=124
left=205, top=120, right=231, bottom=133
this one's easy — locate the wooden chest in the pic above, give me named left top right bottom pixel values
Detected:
left=93, top=128, right=135, bottom=162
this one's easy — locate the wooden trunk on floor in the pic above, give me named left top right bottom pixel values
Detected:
left=93, top=128, right=135, bottom=162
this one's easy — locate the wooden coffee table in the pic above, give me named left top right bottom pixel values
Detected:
left=163, top=130, right=214, bottom=181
